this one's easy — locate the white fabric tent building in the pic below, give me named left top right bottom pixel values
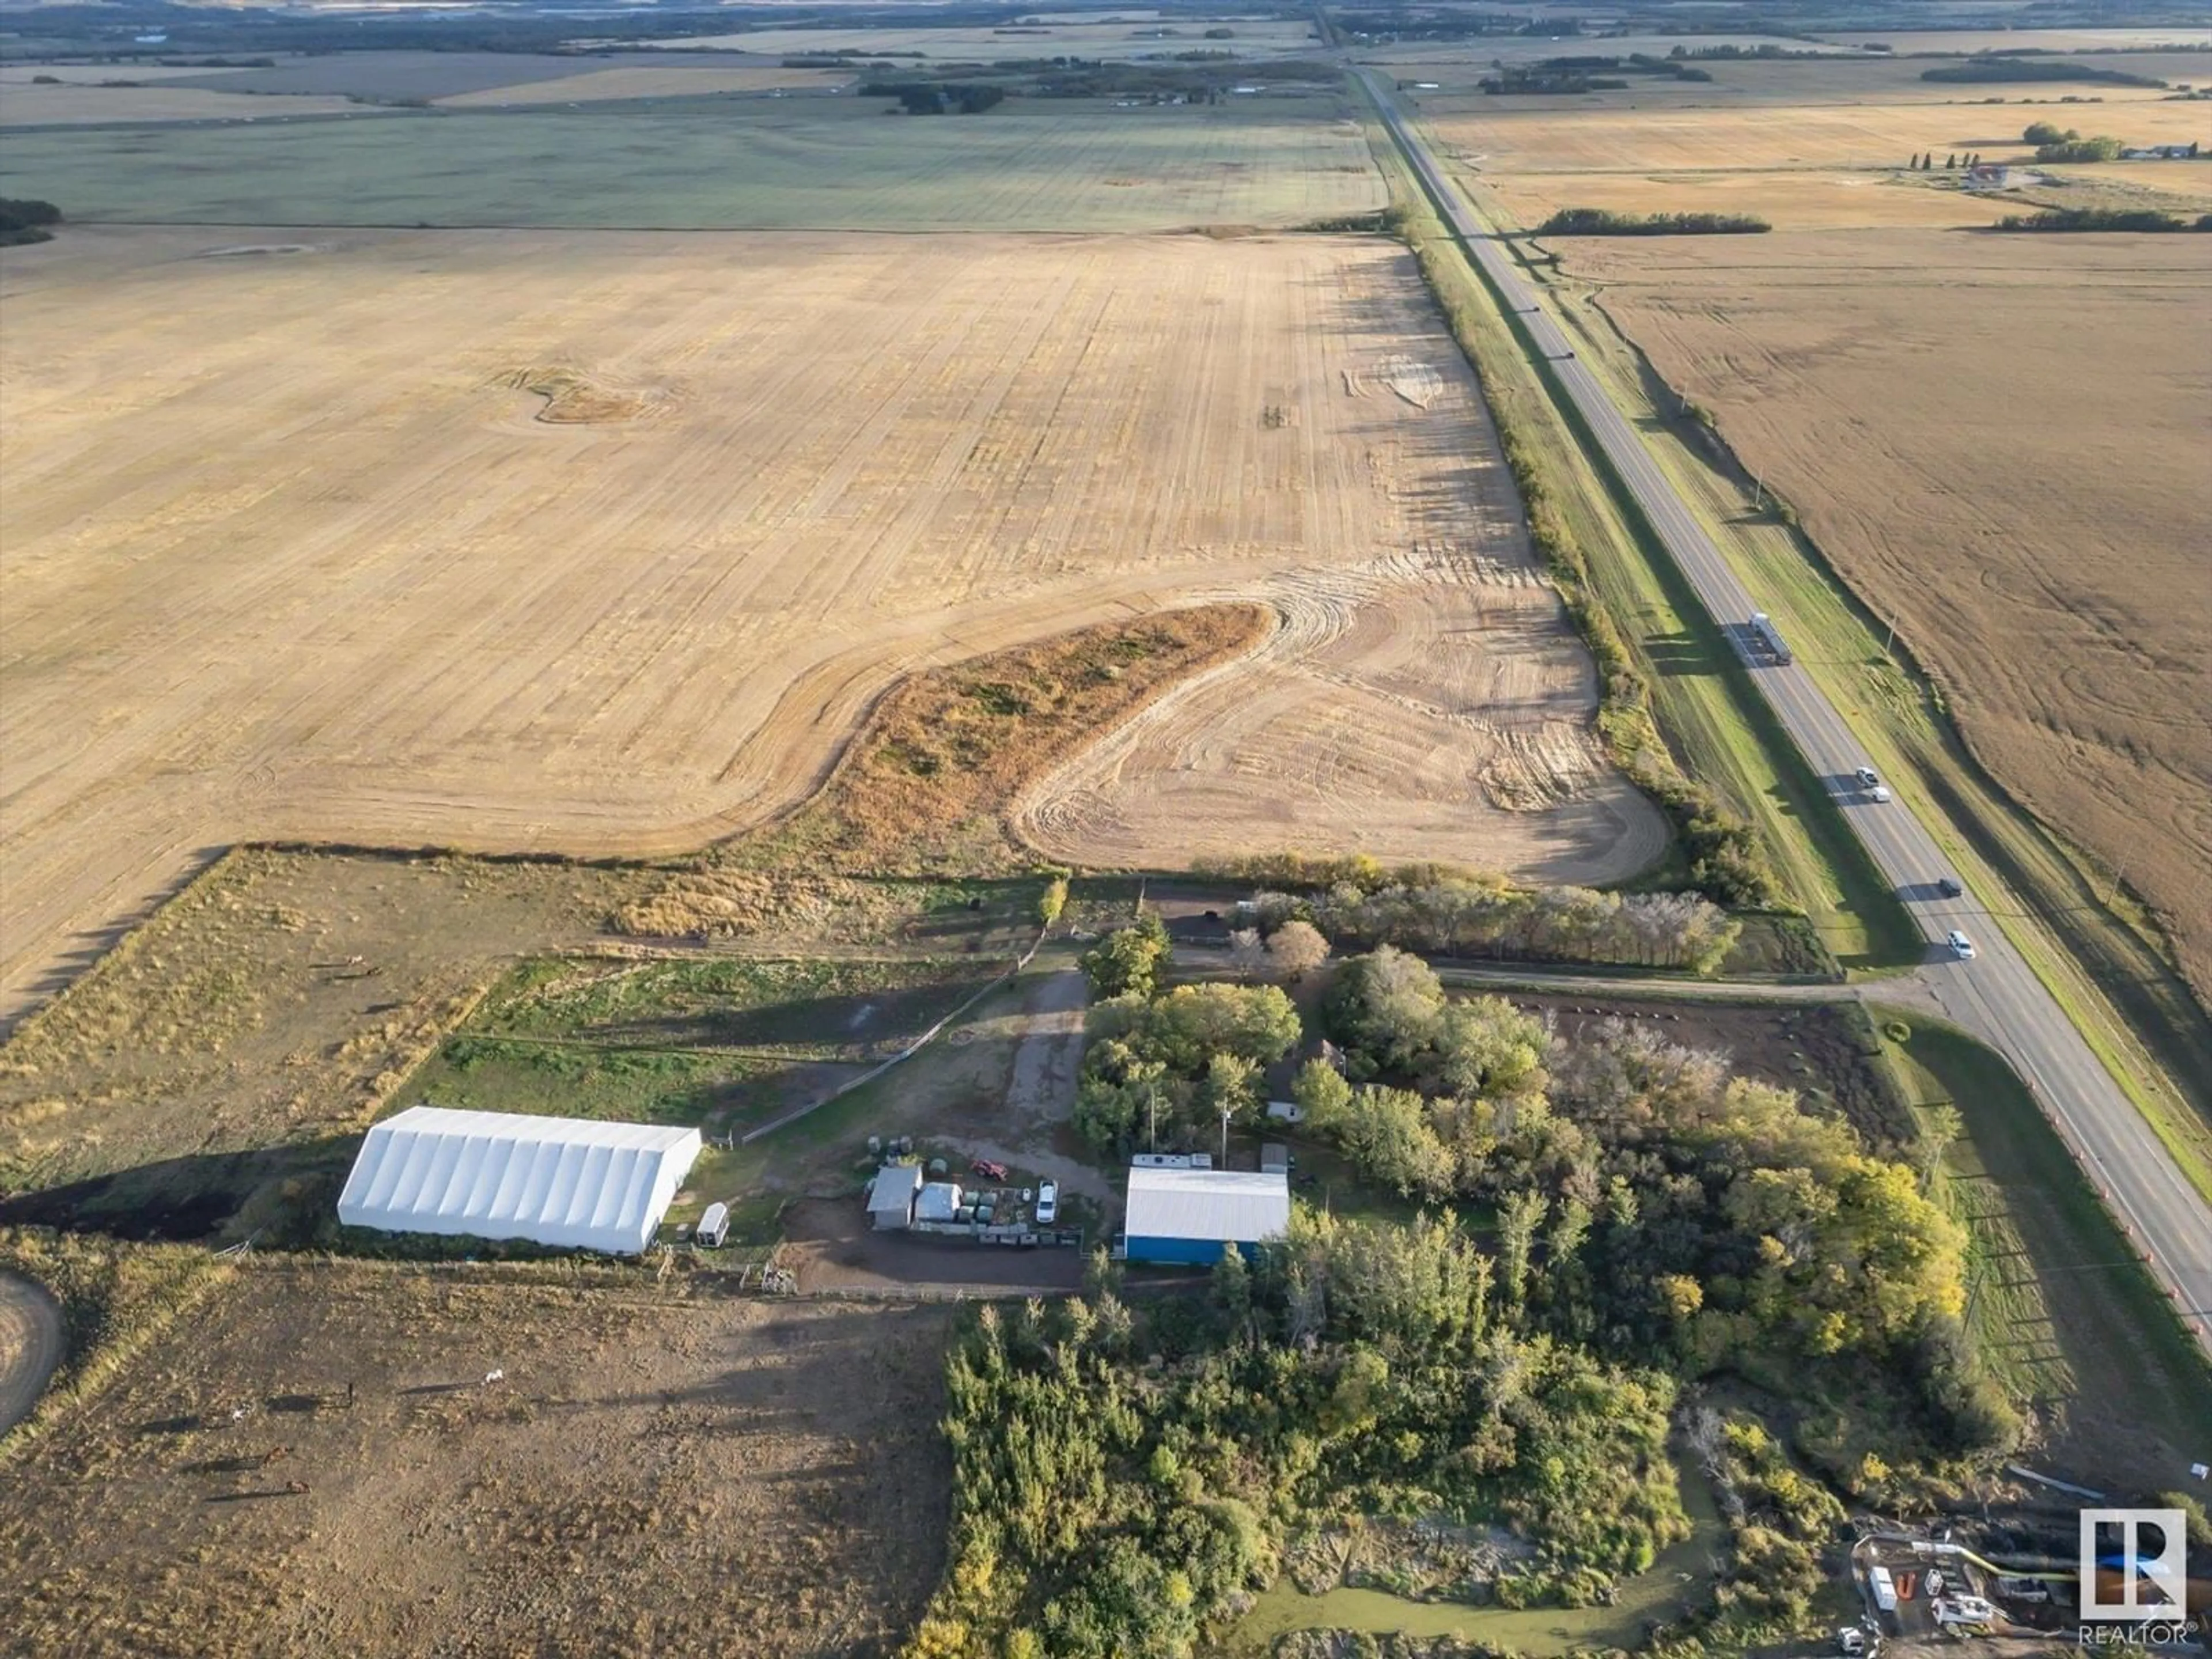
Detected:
left=338, top=1104, right=702, bottom=1255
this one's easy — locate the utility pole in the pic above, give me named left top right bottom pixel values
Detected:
left=1219, top=1102, right=1233, bottom=1168
left=1148, top=1081, right=1158, bottom=1152
left=2109, top=855, right=2128, bottom=906
left=1885, top=613, right=1898, bottom=657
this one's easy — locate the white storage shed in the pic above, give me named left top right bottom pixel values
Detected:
left=336, top=1104, right=702, bottom=1255
left=868, top=1163, right=923, bottom=1230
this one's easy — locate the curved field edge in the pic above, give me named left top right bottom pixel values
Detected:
left=0, top=1269, right=63, bottom=1438
left=722, top=603, right=1275, bottom=876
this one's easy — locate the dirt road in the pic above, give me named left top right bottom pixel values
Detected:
left=1002, top=969, right=1088, bottom=1131
left=0, top=1270, right=63, bottom=1437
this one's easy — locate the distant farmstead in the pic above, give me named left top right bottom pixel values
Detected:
left=1122, top=1166, right=1290, bottom=1266
left=336, top=1104, right=702, bottom=1255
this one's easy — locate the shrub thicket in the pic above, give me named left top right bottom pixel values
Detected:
left=1998, top=206, right=2205, bottom=231
left=1537, top=207, right=1771, bottom=236
left=0, top=197, right=61, bottom=247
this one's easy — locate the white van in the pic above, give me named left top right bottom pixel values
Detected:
left=696, top=1202, right=730, bottom=1249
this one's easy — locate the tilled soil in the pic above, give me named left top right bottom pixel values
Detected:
left=0, top=1259, right=954, bottom=1659
left=1, top=226, right=1653, bottom=1022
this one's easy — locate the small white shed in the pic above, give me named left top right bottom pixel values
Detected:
left=868, top=1164, right=923, bottom=1231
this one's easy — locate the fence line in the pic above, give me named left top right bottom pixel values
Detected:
left=739, top=922, right=1053, bottom=1145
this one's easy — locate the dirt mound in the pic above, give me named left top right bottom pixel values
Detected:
left=498, top=365, right=667, bottom=424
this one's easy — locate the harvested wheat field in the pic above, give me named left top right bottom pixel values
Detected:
left=1430, top=96, right=2212, bottom=177
left=1020, top=547, right=1666, bottom=875
left=1562, top=230, right=2212, bottom=994
left=434, top=65, right=855, bottom=107
left=0, top=82, right=366, bottom=125
left=0, top=1258, right=953, bottom=1659
left=1484, top=169, right=2020, bottom=232
left=0, top=226, right=1653, bottom=1021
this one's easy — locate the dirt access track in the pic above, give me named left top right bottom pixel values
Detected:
left=0, top=1260, right=953, bottom=1659
left=0, top=226, right=1658, bottom=1021
left=0, top=1270, right=63, bottom=1435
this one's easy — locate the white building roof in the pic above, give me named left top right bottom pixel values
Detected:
left=1124, top=1166, right=1290, bottom=1244
left=336, top=1104, right=702, bottom=1255
left=868, top=1163, right=923, bottom=1213
left=915, top=1181, right=964, bottom=1222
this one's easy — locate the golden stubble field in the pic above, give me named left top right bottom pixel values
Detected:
left=1561, top=230, right=2212, bottom=994
left=0, top=226, right=1657, bottom=1021
left=1406, top=51, right=2212, bottom=230
left=0, top=1259, right=955, bottom=1658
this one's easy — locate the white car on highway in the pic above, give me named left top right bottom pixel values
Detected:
left=1946, top=930, right=1976, bottom=961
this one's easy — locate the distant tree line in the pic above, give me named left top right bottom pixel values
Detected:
left=1998, top=206, right=2212, bottom=232
left=1537, top=207, right=1771, bottom=236
left=1923, top=59, right=2167, bottom=88
left=1480, top=69, right=1628, bottom=94
left=0, top=198, right=61, bottom=247
left=861, top=81, right=1007, bottom=115
left=1528, top=52, right=1711, bottom=84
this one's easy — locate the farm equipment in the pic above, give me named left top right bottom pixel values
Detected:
left=969, top=1158, right=1009, bottom=1182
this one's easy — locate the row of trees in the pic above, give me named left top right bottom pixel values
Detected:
left=859, top=81, right=1006, bottom=115
left=1537, top=207, right=1770, bottom=236
left=1923, top=59, right=2167, bottom=88
left=1247, top=874, right=1741, bottom=974
left=1196, top=852, right=1745, bottom=972
left=1999, top=207, right=2212, bottom=232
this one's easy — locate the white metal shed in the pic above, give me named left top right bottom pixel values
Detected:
left=336, top=1104, right=702, bottom=1255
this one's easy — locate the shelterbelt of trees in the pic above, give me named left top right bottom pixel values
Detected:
left=911, top=920, right=2016, bottom=1659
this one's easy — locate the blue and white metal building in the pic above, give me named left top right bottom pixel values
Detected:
left=1122, top=1165, right=1290, bottom=1265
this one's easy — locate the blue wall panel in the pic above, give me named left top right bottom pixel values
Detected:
left=1124, top=1236, right=1261, bottom=1266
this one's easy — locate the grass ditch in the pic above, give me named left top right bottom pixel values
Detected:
left=1354, top=90, right=1912, bottom=970
left=1868, top=1012, right=2211, bottom=1480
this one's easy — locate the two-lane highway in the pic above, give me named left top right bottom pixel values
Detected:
left=1358, top=70, right=2212, bottom=1351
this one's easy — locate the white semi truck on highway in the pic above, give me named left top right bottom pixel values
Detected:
left=1750, top=612, right=1793, bottom=665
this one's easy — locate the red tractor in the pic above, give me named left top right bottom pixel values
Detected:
left=969, top=1158, right=1009, bottom=1183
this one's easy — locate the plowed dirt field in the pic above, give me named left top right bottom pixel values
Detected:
left=0, top=1260, right=954, bottom=1659
left=1563, top=229, right=2212, bottom=995
left=0, top=226, right=1656, bottom=1021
